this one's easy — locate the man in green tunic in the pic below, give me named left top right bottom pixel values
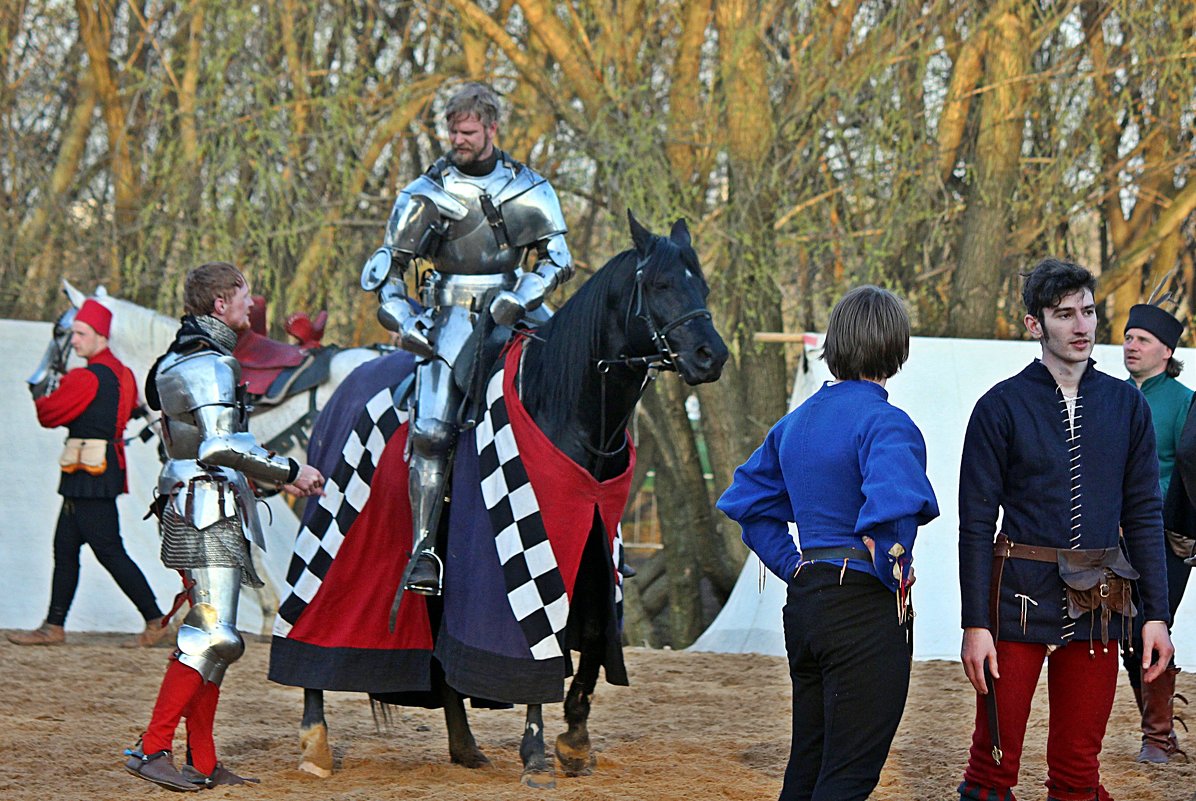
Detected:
left=1123, top=302, right=1192, bottom=762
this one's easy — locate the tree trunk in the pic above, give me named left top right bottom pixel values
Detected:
left=75, top=0, right=140, bottom=289
left=19, top=67, right=96, bottom=309
left=947, top=2, right=1030, bottom=338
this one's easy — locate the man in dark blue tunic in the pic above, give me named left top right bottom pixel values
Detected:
left=957, top=258, right=1174, bottom=801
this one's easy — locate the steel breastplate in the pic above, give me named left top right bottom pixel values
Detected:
left=154, top=350, right=265, bottom=547
left=432, top=166, right=526, bottom=275
left=390, top=158, right=566, bottom=276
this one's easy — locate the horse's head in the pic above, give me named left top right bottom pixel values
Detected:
left=625, top=212, right=728, bottom=385
left=27, top=288, right=80, bottom=395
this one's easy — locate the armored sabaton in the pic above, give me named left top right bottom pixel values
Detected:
left=155, top=349, right=293, bottom=684
left=360, top=151, right=573, bottom=594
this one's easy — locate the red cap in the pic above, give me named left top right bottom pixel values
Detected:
left=75, top=299, right=112, bottom=338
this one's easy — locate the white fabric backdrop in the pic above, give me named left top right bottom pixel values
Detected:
left=692, top=335, right=1196, bottom=664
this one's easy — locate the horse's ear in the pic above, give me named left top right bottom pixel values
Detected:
left=627, top=209, right=653, bottom=255
left=669, top=218, right=691, bottom=249
left=62, top=279, right=85, bottom=309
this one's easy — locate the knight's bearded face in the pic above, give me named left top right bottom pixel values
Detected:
left=448, top=114, right=496, bottom=167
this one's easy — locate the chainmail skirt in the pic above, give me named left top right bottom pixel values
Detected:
left=160, top=505, right=264, bottom=588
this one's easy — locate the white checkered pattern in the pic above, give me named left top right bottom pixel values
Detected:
left=475, top=366, right=571, bottom=660
left=274, top=384, right=407, bottom=637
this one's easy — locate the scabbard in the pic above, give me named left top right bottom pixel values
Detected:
left=984, top=533, right=1009, bottom=765
left=983, top=662, right=1002, bottom=765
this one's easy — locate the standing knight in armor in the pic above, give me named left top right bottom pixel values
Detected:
left=360, top=82, right=573, bottom=595
left=126, top=262, right=324, bottom=792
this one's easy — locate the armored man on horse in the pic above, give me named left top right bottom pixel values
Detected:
left=359, top=82, right=573, bottom=596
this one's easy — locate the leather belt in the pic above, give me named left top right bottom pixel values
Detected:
left=800, top=546, right=871, bottom=562
left=992, top=536, right=1061, bottom=564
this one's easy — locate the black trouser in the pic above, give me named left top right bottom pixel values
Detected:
left=47, top=497, right=162, bottom=626
left=780, top=563, right=911, bottom=801
left=1122, top=544, right=1191, bottom=690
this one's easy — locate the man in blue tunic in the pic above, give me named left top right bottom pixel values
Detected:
left=720, top=285, right=939, bottom=801
left=1122, top=303, right=1192, bottom=762
left=957, top=258, right=1174, bottom=801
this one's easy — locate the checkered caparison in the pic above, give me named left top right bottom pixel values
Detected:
left=475, top=366, right=570, bottom=660
left=274, top=385, right=406, bottom=637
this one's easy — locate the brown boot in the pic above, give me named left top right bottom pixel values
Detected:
left=6, top=623, right=65, bottom=646
left=122, top=615, right=174, bottom=648
left=1138, top=666, right=1187, bottom=763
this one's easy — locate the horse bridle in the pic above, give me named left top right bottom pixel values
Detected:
left=595, top=251, right=713, bottom=374
left=586, top=250, right=713, bottom=460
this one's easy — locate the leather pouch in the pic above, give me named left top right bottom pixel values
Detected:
left=59, top=437, right=107, bottom=475
left=1057, top=547, right=1138, bottom=644
left=1165, top=528, right=1196, bottom=561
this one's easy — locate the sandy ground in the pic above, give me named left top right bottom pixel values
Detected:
left=1, top=635, right=1194, bottom=801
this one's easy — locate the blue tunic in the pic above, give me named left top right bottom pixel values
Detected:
left=718, top=380, right=939, bottom=592
left=959, top=359, right=1170, bottom=644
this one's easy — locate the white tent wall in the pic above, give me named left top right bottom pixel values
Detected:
left=1, top=320, right=298, bottom=635
left=691, top=335, right=1196, bottom=664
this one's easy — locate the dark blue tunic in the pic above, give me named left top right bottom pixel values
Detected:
left=958, top=359, right=1170, bottom=644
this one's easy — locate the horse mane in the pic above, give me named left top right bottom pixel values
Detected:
left=519, top=247, right=641, bottom=417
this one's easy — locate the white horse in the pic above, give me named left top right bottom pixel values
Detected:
left=58, top=281, right=385, bottom=632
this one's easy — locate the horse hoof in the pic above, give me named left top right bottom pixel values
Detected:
left=298, top=759, right=333, bottom=778
left=555, top=739, right=596, bottom=777
left=298, top=723, right=333, bottom=777
left=520, top=768, right=556, bottom=789
left=450, top=748, right=491, bottom=769
left=556, top=751, right=596, bottom=777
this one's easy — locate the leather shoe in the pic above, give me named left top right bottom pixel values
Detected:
left=6, top=623, right=65, bottom=646
left=404, top=552, right=443, bottom=596
left=125, top=749, right=199, bottom=792
left=122, top=615, right=175, bottom=648
left=181, top=763, right=260, bottom=787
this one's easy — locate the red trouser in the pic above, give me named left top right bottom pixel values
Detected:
left=141, top=657, right=220, bottom=775
left=960, top=640, right=1117, bottom=801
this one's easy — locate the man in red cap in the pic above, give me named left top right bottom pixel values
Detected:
left=8, top=298, right=170, bottom=647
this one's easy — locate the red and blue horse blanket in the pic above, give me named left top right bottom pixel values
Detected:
left=268, top=340, right=634, bottom=704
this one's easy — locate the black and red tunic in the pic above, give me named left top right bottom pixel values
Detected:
left=35, top=347, right=137, bottom=497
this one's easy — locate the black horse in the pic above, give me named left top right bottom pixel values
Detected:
left=294, top=212, right=727, bottom=786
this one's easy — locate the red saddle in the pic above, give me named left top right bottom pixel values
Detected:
left=233, top=297, right=328, bottom=395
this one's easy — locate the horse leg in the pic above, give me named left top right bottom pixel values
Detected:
left=520, top=704, right=557, bottom=789
left=555, top=647, right=601, bottom=777
left=298, top=688, right=334, bottom=777
left=437, top=674, right=489, bottom=768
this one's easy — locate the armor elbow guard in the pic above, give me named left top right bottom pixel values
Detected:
left=361, top=248, right=412, bottom=292
left=197, top=432, right=291, bottom=485
left=534, top=258, right=572, bottom=294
